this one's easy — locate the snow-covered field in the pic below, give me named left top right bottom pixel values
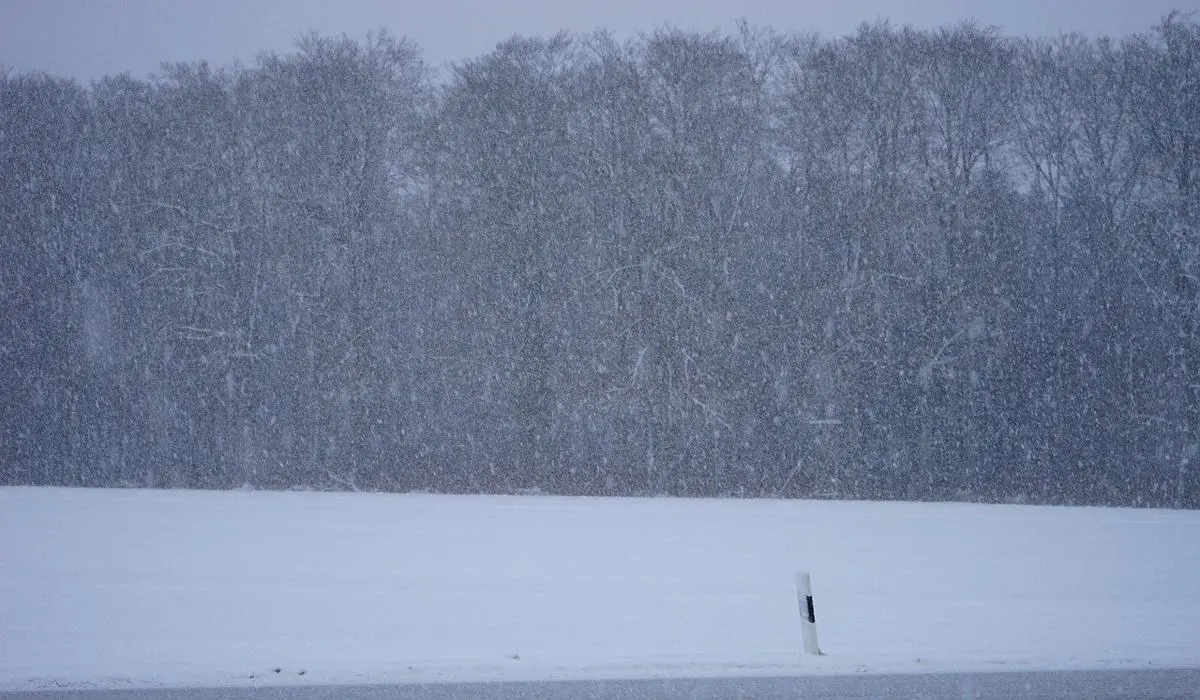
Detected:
left=1, top=487, right=1197, bottom=691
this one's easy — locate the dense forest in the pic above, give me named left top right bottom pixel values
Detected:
left=2, top=15, right=1198, bottom=507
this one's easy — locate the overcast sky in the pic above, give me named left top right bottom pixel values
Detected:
left=2, top=0, right=1197, bottom=82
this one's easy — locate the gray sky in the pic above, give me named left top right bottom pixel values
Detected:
left=1, top=0, right=1197, bottom=81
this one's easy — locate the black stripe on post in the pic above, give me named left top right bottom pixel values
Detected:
left=806, top=595, right=816, bottom=624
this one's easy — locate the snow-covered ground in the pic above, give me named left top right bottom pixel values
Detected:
left=1, top=487, right=1197, bottom=691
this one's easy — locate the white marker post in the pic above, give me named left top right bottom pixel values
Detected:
left=796, top=572, right=823, bottom=656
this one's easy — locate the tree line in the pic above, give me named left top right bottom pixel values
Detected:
left=2, top=16, right=1197, bottom=507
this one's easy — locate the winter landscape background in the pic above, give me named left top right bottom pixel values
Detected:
left=2, top=14, right=1199, bottom=507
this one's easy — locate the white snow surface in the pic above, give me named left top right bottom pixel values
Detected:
left=2, top=487, right=1198, bottom=690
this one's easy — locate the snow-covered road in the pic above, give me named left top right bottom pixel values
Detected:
left=8, top=669, right=1200, bottom=699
